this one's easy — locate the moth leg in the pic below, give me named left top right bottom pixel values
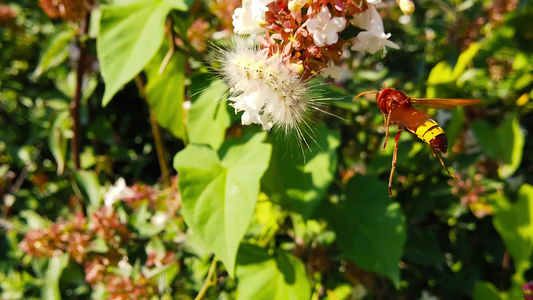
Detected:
left=389, top=128, right=402, bottom=197
left=431, top=148, right=457, bottom=180
left=382, top=111, right=392, bottom=152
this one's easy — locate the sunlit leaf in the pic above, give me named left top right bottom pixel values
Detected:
left=73, top=170, right=102, bottom=210
left=427, top=43, right=481, bottom=97
left=262, top=124, right=340, bottom=218
left=97, top=0, right=190, bottom=105
left=188, top=78, right=231, bottom=150
left=54, top=72, right=98, bottom=103
left=48, top=111, right=70, bottom=175
left=452, top=42, right=481, bottom=78
left=130, top=203, right=164, bottom=238
left=33, top=27, right=75, bottom=78
left=19, top=211, right=52, bottom=230
left=173, top=133, right=271, bottom=277
left=236, top=244, right=311, bottom=300
left=41, top=253, right=69, bottom=300
left=427, top=61, right=454, bottom=85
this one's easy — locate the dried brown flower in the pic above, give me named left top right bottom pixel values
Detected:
left=187, top=19, right=211, bottom=53
left=210, top=0, right=241, bottom=31
left=89, top=207, right=130, bottom=243
left=0, top=5, right=16, bottom=25
left=39, top=0, right=94, bottom=21
left=106, top=274, right=157, bottom=300
left=262, top=0, right=366, bottom=78
left=20, top=212, right=93, bottom=262
left=450, top=173, right=491, bottom=218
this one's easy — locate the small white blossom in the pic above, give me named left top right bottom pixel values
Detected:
left=118, top=257, right=133, bottom=276
left=288, top=0, right=312, bottom=12
left=321, top=62, right=352, bottom=83
left=182, top=100, right=191, bottom=110
left=306, top=7, right=347, bottom=47
left=419, top=290, right=439, bottom=300
left=104, top=178, right=136, bottom=207
left=396, top=0, right=415, bottom=15
left=230, top=91, right=272, bottom=130
left=232, top=0, right=274, bottom=35
left=151, top=212, right=169, bottom=227
left=366, top=0, right=382, bottom=4
left=351, top=5, right=400, bottom=56
left=399, top=14, right=411, bottom=25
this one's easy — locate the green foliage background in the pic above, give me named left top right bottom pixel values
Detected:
left=1, top=0, right=532, bottom=299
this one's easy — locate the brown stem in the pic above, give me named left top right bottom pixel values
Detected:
left=70, top=12, right=91, bottom=171
left=134, top=76, right=171, bottom=187
left=194, top=256, right=217, bottom=300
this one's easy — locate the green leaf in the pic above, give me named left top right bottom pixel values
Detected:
left=97, top=0, right=190, bottom=106
left=54, top=72, right=98, bottom=103
left=427, top=61, right=454, bottom=85
left=471, top=114, right=525, bottom=178
left=403, top=227, right=444, bottom=266
left=427, top=43, right=481, bottom=97
left=492, top=184, right=533, bottom=297
left=262, top=124, right=340, bottom=218
left=326, top=175, right=406, bottom=286
left=145, top=46, right=186, bottom=140
left=48, top=111, right=70, bottom=175
left=496, top=114, right=525, bottom=178
left=19, top=210, right=52, bottom=230
left=174, top=133, right=271, bottom=277
left=87, top=237, right=109, bottom=253
left=129, top=203, right=164, bottom=238
left=74, top=170, right=102, bottom=209
left=188, top=78, right=231, bottom=150
left=445, top=108, right=465, bottom=151
left=473, top=281, right=502, bottom=300
left=41, top=253, right=69, bottom=300
left=452, top=42, right=481, bottom=78
left=236, top=244, right=311, bottom=300
left=33, top=27, right=75, bottom=78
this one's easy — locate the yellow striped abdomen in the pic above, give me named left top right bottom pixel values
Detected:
left=414, top=120, right=444, bottom=144
left=407, top=119, right=448, bottom=153
left=390, top=105, right=449, bottom=153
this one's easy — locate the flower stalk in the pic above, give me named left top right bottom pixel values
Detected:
left=134, top=76, right=171, bottom=187
left=70, top=12, right=91, bottom=171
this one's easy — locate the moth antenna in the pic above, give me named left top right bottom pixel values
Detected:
left=353, top=91, right=378, bottom=102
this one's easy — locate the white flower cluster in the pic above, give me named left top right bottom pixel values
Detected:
left=232, top=0, right=274, bottom=35
left=225, top=0, right=401, bottom=136
left=104, top=178, right=136, bottom=207
left=305, top=7, right=346, bottom=47
left=351, top=5, right=399, bottom=56
left=219, top=39, right=311, bottom=138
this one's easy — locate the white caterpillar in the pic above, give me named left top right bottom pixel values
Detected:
left=215, top=38, right=322, bottom=146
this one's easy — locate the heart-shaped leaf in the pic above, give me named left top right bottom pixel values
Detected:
left=174, top=133, right=271, bottom=277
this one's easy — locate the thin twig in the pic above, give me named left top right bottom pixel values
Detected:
left=4, top=148, right=42, bottom=216
left=134, top=76, right=171, bottom=187
left=159, top=18, right=175, bottom=75
left=194, top=256, right=217, bottom=300
left=70, top=12, right=91, bottom=170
